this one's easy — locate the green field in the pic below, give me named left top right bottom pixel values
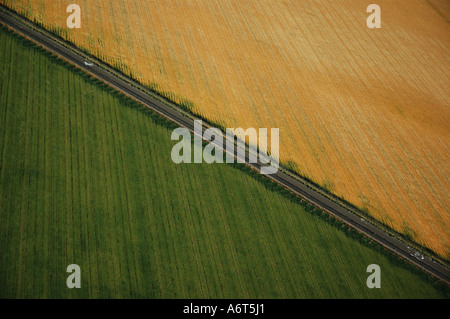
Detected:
left=0, top=26, right=448, bottom=298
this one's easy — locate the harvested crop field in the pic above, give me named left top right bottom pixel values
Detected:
left=1, top=0, right=449, bottom=258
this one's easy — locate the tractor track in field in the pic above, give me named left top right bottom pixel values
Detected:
left=1, top=7, right=449, bottom=285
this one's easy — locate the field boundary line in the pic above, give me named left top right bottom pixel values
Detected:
left=425, top=0, right=450, bottom=23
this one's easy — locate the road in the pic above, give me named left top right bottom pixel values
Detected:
left=1, top=8, right=448, bottom=285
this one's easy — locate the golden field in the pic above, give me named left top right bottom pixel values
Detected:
left=1, top=0, right=449, bottom=259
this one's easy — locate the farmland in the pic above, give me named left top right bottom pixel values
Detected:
left=0, top=26, right=448, bottom=298
left=1, top=0, right=448, bottom=259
